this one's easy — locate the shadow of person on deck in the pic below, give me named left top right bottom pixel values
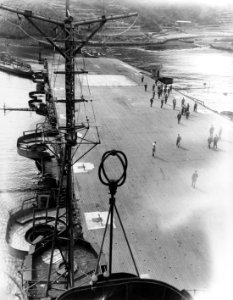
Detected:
left=193, top=187, right=206, bottom=193
left=179, top=145, right=189, bottom=151
left=154, top=156, right=169, bottom=162
left=212, top=147, right=225, bottom=152
left=177, top=122, right=187, bottom=127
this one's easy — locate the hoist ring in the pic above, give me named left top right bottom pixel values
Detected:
left=98, top=150, right=127, bottom=187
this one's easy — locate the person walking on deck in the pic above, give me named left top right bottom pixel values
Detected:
left=208, top=136, right=213, bottom=149
left=194, top=102, right=198, bottom=112
left=209, top=125, right=214, bottom=137
left=181, top=105, right=186, bottom=115
left=177, top=112, right=182, bottom=124
left=152, top=90, right=155, bottom=99
left=158, top=87, right=162, bottom=99
left=192, top=170, right=198, bottom=188
left=213, top=135, right=219, bottom=149
left=185, top=102, right=190, bottom=119
left=159, top=89, right=163, bottom=98
left=152, top=141, right=156, bottom=157
left=164, top=93, right=168, bottom=104
left=141, top=75, right=144, bottom=83
left=168, top=84, right=172, bottom=94
left=144, top=83, right=148, bottom=92
left=172, top=98, right=176, bottom=110
left=181, top=97, right=185, bottom=106
left=218, top=127, right=222, bottom=139
left=176, top=134, right=182, bottom=148
left=161, top=99, right=164, bottom=108
left=185, top=110, right=190, bottom=119
left=152, top=83, right=155, bottom=91
left=150, top=98, right=154, bottom=107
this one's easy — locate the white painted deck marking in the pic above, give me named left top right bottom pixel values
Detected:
left=76, top=75, right=136, bottom=86
left=60, top=114, right=66, bottom=120
left=84, top=212, right=116, bottom=230
left=73, top=162, right=94, bottom=173
left=140, top=274, right=151, bottom=279
left=54, top=87, right=64, bottom=90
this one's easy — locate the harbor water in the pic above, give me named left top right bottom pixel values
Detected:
left=110, top=46, right=233, bottom=113
left=0, top=44, right=233, bottom=298
left=0, top=71, right=41, bottom=298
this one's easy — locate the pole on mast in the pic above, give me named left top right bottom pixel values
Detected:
left=64, top=0, right=75, bottom=286
left=66, top=0, right=70, bottom=17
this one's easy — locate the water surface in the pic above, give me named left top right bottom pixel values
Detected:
left=109, top=46, right=233, bottom=113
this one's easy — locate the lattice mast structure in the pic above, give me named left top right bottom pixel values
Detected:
left=0, top=0, right=137, bottom=295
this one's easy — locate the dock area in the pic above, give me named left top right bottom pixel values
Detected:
left=50, top=56, right=233, bottom=296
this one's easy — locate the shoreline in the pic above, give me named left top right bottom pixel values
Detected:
left=1, top=28, right=232, bottom=58
left=1, top=35, right=233, bottom=120
left=0, top=32, right=200, bottom=51
left=1, top=21, right=233, bottom=52
left=2, top=37, right=233, bottom=120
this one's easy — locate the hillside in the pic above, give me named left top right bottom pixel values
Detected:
left=0, top=0, right=230, bottom=42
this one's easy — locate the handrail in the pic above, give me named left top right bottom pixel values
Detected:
left=174, top=88, right=224, bottom=117
left=174, top=88, right=205, bottom=105
left=9, top=187, right=58, bottom=216
left=9, top=197, right=36, bottom=216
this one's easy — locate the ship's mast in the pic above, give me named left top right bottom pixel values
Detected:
left=0, top=1, right=137, bottom=295
left=64, top=0, right=75, bottom=287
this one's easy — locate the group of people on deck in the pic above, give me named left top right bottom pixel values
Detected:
left=141, top=75, right=200, bottom=134
left=148, top=80, right=173, bottom=108
left=176, top=97, right=197, bottom=124
left=208, top=125, right=222, bottom=149
left=157, top=83, right=172, bottom=100
left=140, top=74, right=224, bottom=190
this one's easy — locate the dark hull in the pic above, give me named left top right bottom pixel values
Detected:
left=210, top=43, right=233, bottom=52
left=57, top=275, right=191, bottom=300
left=0, top=63, right=33, bottom=79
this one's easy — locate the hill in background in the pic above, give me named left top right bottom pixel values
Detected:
left=0, top=0, right=230, bottom=42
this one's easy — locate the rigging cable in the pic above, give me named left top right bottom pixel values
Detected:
left=70, top=128, right=90, bottom=162
left=102, top=15, right=138, bottom=37
left=73, top=60, right=82, bottom=124
left=74, top=58, right=84, bottom=96
left=71, top=65, right=100, bottom=162
left=3, top=15, right=62, bottom=48
left=90, top=99, right=101, bottom=143
left=4, top=18, right=41, bottom=43
left=81, top=55, right=92, bottom=96
left=74, top=58, right=92, bottom=134
left=76, top=56, right=99, bottom=140
left=3, top=18, right=65, bottom=91
left=52, top=52, right=61, bottom=89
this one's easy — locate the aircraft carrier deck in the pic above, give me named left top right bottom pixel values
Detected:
left=50, top=56, right=233, bottom=297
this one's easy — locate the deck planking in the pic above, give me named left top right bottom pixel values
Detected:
left=49, top=56, right=233, bottom=296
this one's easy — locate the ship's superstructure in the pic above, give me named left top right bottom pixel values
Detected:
left=0, top=2, right=195, bottom=300
left=0, top=2, right=140, bottom=299
left=0, top=52, right=33, bottom=78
